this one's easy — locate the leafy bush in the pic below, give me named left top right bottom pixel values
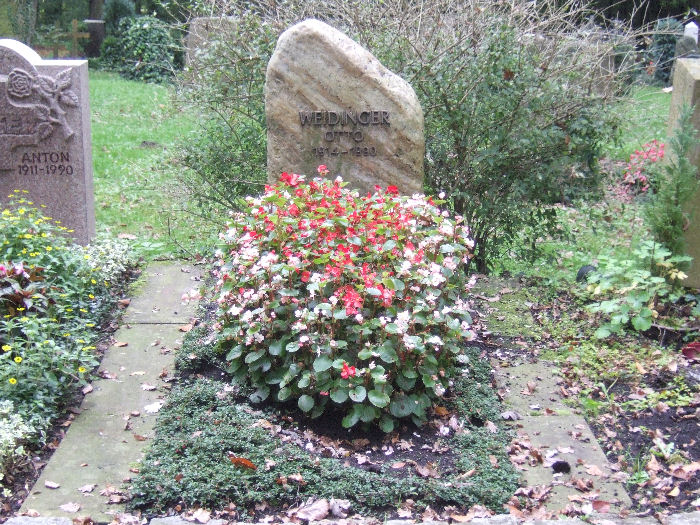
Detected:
left=103, top=0, right=135, bottom=35
left=581, top=241, right=690, bottom=338
left=649, top=17, right=684, bottom=85
left=173, top=0, right=632, bottom=272
left=99, top=15, right=178, bottom=83
left=176, top=13, right=274, bottom=214
left=0, top=400, right=33, bottom=497
left=214, top=170, right=475, bottom=431
left=646, top=106, right=700, bottom=259
left=0, top=194, right=136, bottom=436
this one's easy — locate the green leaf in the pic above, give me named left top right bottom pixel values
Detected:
left=333, top=309, right=348, bottom=320
left=277, top=387, right=292, bottom=401
left=389, top=394, right=414, bottom=417
left=349, top=385, right=367, bottom=403
left=395, top=374, right=416, bottom=390
left=244, top=348, right=265, bottom=364
left=379, top=415, right=395, bottom=433
left=342, top=406, right=361, bottom=428
left=631, top=315, right=652, bottom=332
left=358, top=347, right=373, bottom=360
left=297, top=372, right=311, bottom=388
left=378, top=345, right=397, bottom=363
left=368, top=389, right=390, bottom=408
left=382, top=239, right=397, bottom=252
left=268, top=338, right=287, bottom=356
left=330, top=387, right=349, bottom=404
left=313, top=355, right=333, bottom=372
left=249, top=386, right=269, bottom=403
left=366, top=287, right=382, bottom=296
left=422, top=374, right=436, bottom=388
left=594, top=326, right=611, bottom=339
left=285, top=341, right=300, bottom=353
left=359, top=405, right=377, bottom=423
left=226, top=345, right=243, bottom=360
left=385, top=323, right=399, bottom=334
left=298, top=395, right=315, bottom=412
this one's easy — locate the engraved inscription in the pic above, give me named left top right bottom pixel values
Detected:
left=17, top=151, right=74, bottom=176
left=299, top=109, right=389, bottom=159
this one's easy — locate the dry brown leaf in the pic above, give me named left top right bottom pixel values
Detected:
left=141, top=383, right=157, bottom=391
left=585, top=464, right=605, bottom=477
left=77, top=484, right=95, bottom=493
left=133, top=434, right=147, bottom=441
left=179, top=324, right=193, bottom=333
left=229, top=456, right=257, bottom=470
left=117, top=299, right=131, bottom=308
left=592, top=500, right=611, bottom=513
left=81, top=384, right=93, bottom=395
left=192, top=508, right=211, bottom=524
left=485, top=420, right=498, bottom=433
left=668, top=486, right=681, bottom=497
left=59, top=502, right=81, bottom=513
left=45, top=480, right=60, bottom=489
left=114, top=342, right=128, bottom=348
left=294, top=498, right=330, bottom=521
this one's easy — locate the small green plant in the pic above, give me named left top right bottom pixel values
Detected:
left=214, top=170, right=475, bottom=431
left=0, top=194, right=135, bottom=436
left=0, top=400, right=33, bottom=497
left=646, top=105, right=700, bottom=260
left=582, top=241, right=690, bottom=338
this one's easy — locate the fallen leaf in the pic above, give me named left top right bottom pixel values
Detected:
left=521, top=381, right=537, bottom=395
left=117, top=299, right=131, bottom=308
left=192, top=508, right=211, bottom=524
left=133, top=434, right=147, bottom=441
left=141, top=383, right=157, bottom=391
left=681, top=342, right=699, bottom=360
left=45, top=480, right=60, bottom=489
left=501, top=410, right=522, bottom=420
left=391, top=462, right=406, bottom=469
left=117, top=233, right=136, bottom=240
left=72, top=516, right=94, bottom=525
left=288, top=473, right=306, bottom=485
left=293, top=498, right=329, bottom=521
left=130, top=371, right=145, bottom=376
left=229, top=456, right=257, bottom=470
left=77, top=484, right=95, bottom=493
left=489, top=455, right=499, bottom=468
left=329, top=498, right=351, bottom=519
left=668, top=486, right=681, bottom=497
left=415, top=463, right=440, bottom=478
left=592, top=500, right=611, bottom=513
left=433, top=406, right=450, bottom=417
left=179, top=324, right=193, bottom=333
left=144, top=401, right=163, bottom=414
left=114, top=342, right=128, bottom=348
left=585, top=464, right=605, bottom=477
left=59, top=502, right=81, bottom=513
left=81, top=384, right=93, bottom=395
left=485, top=420, right=498, bottom=433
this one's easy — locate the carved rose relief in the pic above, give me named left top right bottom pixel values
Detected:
left=4, top=67, right=78, bottom=140
left=8, top=69, right=33, bottom=98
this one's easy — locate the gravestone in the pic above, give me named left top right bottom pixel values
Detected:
left=83, top=19, right=105, bottom=58
left=265, top=19, right=424, bottom=195
left=0, top=39, right=95, bottom=244
left=668, top=58, right=700, bottom=289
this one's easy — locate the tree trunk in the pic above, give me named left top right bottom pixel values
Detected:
left=88, top=0, right=103, bottom=19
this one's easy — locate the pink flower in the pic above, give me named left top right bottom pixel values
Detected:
left=317, top=165, right=329, bottom=176
left=341, top=362, right=356, bottom=379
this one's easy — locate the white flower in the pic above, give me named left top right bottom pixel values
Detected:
left=355, top=314, right=364, bottom=323
left=299, top=335, right=310, bottom=345
left=427, top=335, right=443, bottom=346
left=434, top=384, right=446, bottom=396
left=438, top=192, right=445, bottom=199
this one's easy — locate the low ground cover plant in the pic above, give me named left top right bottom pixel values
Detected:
left=130, top=325, right=518, bottom=519
left=214, top=169, right=475, bottom=431
left=0, top=193, right=138, bottom=492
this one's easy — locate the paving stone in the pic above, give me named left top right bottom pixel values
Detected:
left=5, top=518, right=73, bottom=525
left=494, top=361, right=570, bottom=415
left=121, top=263, right=202, bottom=324
left=471, top=515, right=517, bottom=525
left=668, top=511, right=700, bottom=525
left=20, top=263, right=197, bottom=522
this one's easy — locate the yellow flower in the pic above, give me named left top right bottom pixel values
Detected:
left=79, top=308, right=87, bottom=313
left=91, top=279, right=97, bottom=284
left=8, top=378, right=16, bottom=385
left=78, top=367, right=86, bottom=373
left=88, top=294, right=94, bottom=299
left=46, top=246, right=53, bottom=251
left=14, top=356, right=22, bottom=363
left=84, top=254, right=90, bottom=259
left=1, top=345, right=10, bottom=352
left=24, top=233, right=32, bottom=239
left=17, top=307, right=25, bottom=312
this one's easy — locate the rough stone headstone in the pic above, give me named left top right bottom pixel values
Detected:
left=685, top=21, right=698, bottom=44
left=265, top=19, right=424, bottom=195
left=0, top=39, right=95, bottom=244
left=668, top=58, right=700, bottom=289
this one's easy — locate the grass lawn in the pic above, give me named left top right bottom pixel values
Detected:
left=90, top=70, right=213, bottom=258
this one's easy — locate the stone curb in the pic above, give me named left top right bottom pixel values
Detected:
left=6, top=511, right=700, bottom=525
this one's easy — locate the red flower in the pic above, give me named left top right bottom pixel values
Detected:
left=341, top=362, right=356, bottom=379
left=317, top=164, right=329, bottom=176
left=386, top=185, right=399, bottom=195
left=300, top=270, right=311, bottom=283
left=280, top=172, right=302, bottom=187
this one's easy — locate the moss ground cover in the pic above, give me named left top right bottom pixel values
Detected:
left=130, top=323, right=519, bottom=520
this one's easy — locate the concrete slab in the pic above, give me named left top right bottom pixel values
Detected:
left=494, top=362, right=571, bottom=415
left=668, top=511, right=700, bottom=525
left=20, top=263, right=199, bottom=522
left=509, top=412, right=631, bottom=513
left=121, top=263, right=202, bottom=324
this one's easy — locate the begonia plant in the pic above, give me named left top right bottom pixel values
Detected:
left=214, top=167, right=476, bottom=430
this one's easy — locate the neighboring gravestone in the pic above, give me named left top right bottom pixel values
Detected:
left=668, top=58, right=700, bottom=289
left=265, top=19, right=424, bottom=195
left=0, top=39, right=95, bottom=244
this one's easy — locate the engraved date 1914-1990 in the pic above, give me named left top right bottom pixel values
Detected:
left=312, top=145, right=377, bottom=158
